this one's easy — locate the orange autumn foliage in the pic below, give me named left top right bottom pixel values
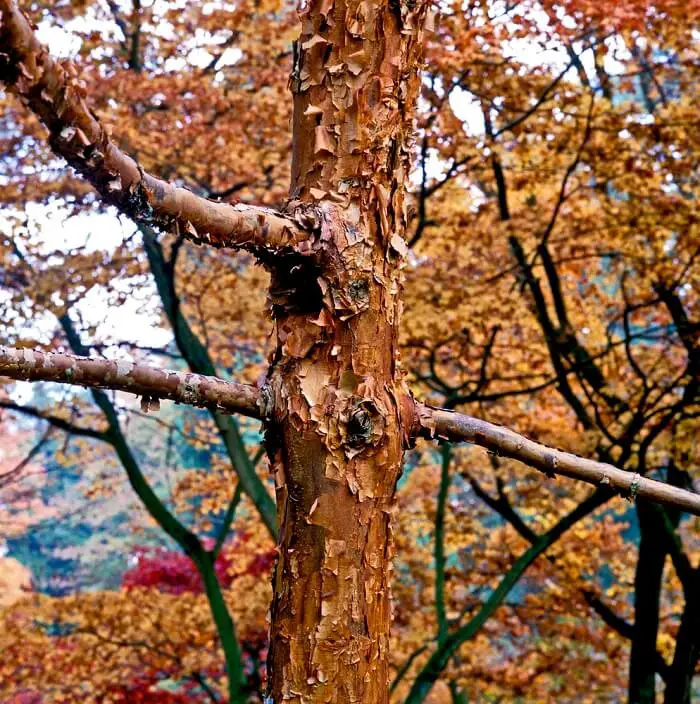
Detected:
left=0, top=0, right=697, bottom=702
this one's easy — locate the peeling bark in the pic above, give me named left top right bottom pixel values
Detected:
left=263, top=204, right=408, bottom=701
left=262, top=0, right=430, bottom=698
left=0, top=0, right=305, bottom=253
left=0, top=346, right=261, bottom=418
left=418, top=405, right=700, bottom=516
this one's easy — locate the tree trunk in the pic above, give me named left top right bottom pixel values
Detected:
left=663, top=569, right=699, bottom=704
left=6, top=2, right=699, bottom=701
left=629, top=506, right=667, bottom=704
left=262, top=0, right=429, bottom=700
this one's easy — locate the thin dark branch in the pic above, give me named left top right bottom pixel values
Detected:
left=583, top=591, right=671, bottom=682
left=402, top=489, right=612, bottom=702
left=465, top=473, right=538, bottom=543
left=492, top=61, right=575, bottom=138
left=0, top=425, right=53, bottom=488
left=539, top=93, right=596, bottom=247
left=435, top=444, right=451, bottom=645
left=390, top=645, right=429, bottom=693
left=211, top=483, right=243, bottom=559
left=0, top=399, right=107, bottom=441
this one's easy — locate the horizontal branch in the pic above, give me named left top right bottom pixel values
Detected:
left=417, top=404, right=700, bottom=517
left=0, top=0, right=306, bottom=253
left=0, top=346, right=262, bottom=419
left=4, top=346, right=697, bottom=517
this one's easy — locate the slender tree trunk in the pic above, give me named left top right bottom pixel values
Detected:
left=6, top=2, right=698, bottom=701
left=663, top=569, right=699, bottom=704
left=629, top=506, right=667, bottom=704
left=263, top=0, right=429, bottom=699
left=60, top=314, right=248, bottom=702
left=141, top=229, right=278, bottom=537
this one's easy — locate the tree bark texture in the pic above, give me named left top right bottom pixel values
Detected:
left=0, top=0, right=304, bottom=252
left=262, top=0, right=429, bottom=699
left=2, top=1, right=699, bottom=702
left=0, top=345, right=261, bottom=417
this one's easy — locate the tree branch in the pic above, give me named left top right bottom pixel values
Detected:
left=492, top=61, right=575, bottom=138
left=509, top=235, right=594, bottom=429
left=415, top=404, right=700, bottom=516
left=211, top=483, right=243, bottom=560
left=434, top=444, right=451, bottom=645
left=141, top=226, right=277, bottom=538
left=56, top=314, right=248, bottom=701
left=0, top=0, right=306, bottom=253
left=402, top=488, right=612, bottom=702
left=0, top=399, right=107, bottom=440
left=465, top=473, right=538, bottom=543
left=583, top=590, right=674, bottom=679
left=539, top=92, right=595, bottom=247
left=389, top=645, right=428, bottom=693
left=0, top=346, right=261, bottom=419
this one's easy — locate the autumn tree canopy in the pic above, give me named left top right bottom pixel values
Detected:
left=0, top=0, right=697, bottom=703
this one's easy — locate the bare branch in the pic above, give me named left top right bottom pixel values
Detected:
left=211, top=483, right=243, bottom=560
left=539, top=93, right=596, bottom=247
left=403, top=488, right=611, bottom=702
left=0, top=425, right=52, bottom=488
left=434, top=444, right=451, bottom=645
left=583, top=591, right=671, bottom=681
left=465, top=472, right=538, bottom=543
left=492, top=60, right=574, bottom=138
left=0, top=346, right=261, bottom=419
left=416, top=404, right=700, bottom=516
left=0, top=399, right=107, bottom=440
left=0, top=0, right=306, bottom=253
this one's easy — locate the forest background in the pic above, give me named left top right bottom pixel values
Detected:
left=0, top=0, right=698, bottom=702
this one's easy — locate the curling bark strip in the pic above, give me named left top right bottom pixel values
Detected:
left=1, top=0, right=699, bottom=700
left=259, top=0, right=432, bottom=698
left=0, top=346, right=261, bottom=418
left=0, top=0, right=305, bottom=253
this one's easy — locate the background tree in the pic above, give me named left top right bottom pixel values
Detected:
left=398, top=3, right=699, bottom=701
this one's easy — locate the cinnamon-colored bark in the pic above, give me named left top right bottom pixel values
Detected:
left=0, top=346, right=261, bottom=418
left=0, top=0, right=305, bottom=253
left=261, top=0, right=430, bottom=699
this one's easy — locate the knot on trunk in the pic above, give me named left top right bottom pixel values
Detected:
left=348, top=277, right=370, bottom=306
left=348, top=404, right=373, bottom=447
left=346, top=400, right=385, bottom=450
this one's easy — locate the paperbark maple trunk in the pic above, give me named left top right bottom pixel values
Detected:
left=262, top=0, right=429, bottom=700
